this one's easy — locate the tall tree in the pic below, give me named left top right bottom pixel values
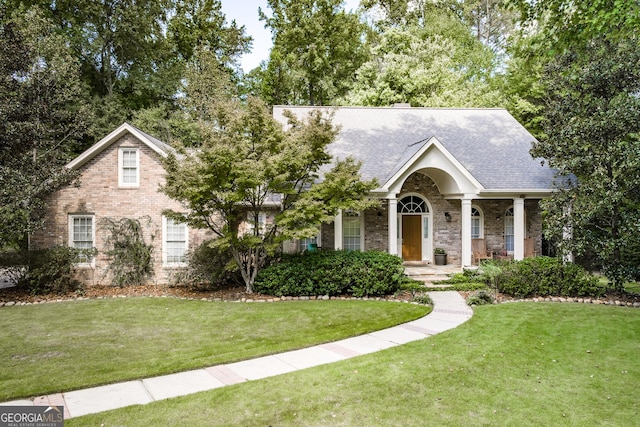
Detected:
left=162, top=64, right=377, bottom=292
left=0, top=7, right=91, bottom=246
left=5, top=0, right=251, bottom=143
left=342, top=6, right=503, bottom=107
left=520, top=0, right=640, bottom=285
left=258, top=0, right=369, bottom=106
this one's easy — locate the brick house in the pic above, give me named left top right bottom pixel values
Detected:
left=32, top=105, right=555, bottom=285
left=275, top=105, right=555, bottom=266
left=30, top=123, right=213, bottom=285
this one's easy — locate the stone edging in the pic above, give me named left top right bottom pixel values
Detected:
left=495, top=296, right=640, bottom=308
left=0, top=294, right=429, bottom=308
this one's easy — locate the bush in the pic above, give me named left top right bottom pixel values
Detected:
left=411, top=293, right=433, bottom=305
left=171, top=240, right=242, bottom=289
left=254, top=250, right=405, bottom=297
left=495, top=257, right=603, bottom=298
left=466, top=290, right=494, bottom=306
left=14, top=246, right=93, bottom=294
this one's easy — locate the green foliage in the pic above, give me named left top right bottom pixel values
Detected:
left=410, top=293, right=433, bottom=305
left=0, top=6, right=91, bottom=246
left=254, top=251, right=406, bottom=297
left=171, top=240, right=242, bottom=289
left=495, top=257, right=603, bottom=299
left=162, top=85, right=377, bottom=293
left=99, top=217, right=155, bottom=287
left=435, top=269, right=487, bottom=291
left=531, top=37, right=640, bottom=287
left=258, top=0, right=368, bottom=105
left=341, top=6, right=504, bottom=107
left=14, top=246, right=94, bottom=295
left=466, top=289, right=494, bottom=306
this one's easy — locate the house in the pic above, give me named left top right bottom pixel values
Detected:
left=31, top=105, right=555, bottom=285
left=29, top=123, right=213, bottom=285
left=275, top=105, right=555, bottom=266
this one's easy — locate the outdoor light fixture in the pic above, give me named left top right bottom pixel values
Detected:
left=444, top=212, right=452, bottom=222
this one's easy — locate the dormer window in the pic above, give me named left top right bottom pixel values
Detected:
left=119, top=147, right=139, bottom=187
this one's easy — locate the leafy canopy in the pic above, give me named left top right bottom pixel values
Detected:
left=161, top=65, right=377, bottom=292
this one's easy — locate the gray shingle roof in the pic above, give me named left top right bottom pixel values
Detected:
left=273, top=106, right=556, bottom=191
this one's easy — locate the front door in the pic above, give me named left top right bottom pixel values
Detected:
left=402, top=215, right=422, bottom=261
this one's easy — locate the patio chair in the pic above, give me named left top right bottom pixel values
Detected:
left=524, top=238, right=537, bottom=258
left=472, top=238, right=492, bottom=265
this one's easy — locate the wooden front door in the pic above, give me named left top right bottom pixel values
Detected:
left=402, top=215, right=422, bottom=261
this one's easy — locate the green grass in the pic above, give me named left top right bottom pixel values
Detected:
left=70, top=303, right=640, bottom=426
left=0, top=297, right=429, bottom=401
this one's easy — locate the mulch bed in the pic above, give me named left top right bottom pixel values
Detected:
left=0, top=284, right=418, bottom=306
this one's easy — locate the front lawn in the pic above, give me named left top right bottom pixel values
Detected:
left=70, top=302, right=640, bottom=426
left=0, top=298, right=429, bottom=401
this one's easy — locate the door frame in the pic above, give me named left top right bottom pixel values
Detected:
left=397, top=194, right=433, bottom=262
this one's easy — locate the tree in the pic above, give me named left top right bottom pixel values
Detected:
left=341, top=8, right=504, bottom=107
left=6, top=0, right=251, bottom=144
left=0, top=7, right=91, bottom=247
left=161, top=68, right=377, bottom=292
left=257, top=0, right=369, bottom=106
left=531, top=37, right=640, bottom=287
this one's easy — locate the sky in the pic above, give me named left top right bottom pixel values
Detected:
left=220, top=0, right=362, bottom=72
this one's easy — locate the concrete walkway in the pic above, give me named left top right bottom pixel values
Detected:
left=1, top=291, right=472, bottom=419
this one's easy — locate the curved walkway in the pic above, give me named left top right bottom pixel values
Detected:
left=2, top=291, right=472, bottom=419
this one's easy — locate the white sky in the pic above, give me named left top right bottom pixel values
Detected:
left=220, top=0, right=362, bottom=72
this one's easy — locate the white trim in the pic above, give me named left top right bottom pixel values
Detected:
left=342, top=210, right=364, bottom=251
left=382, top=137, right=484, bottom=195
left=67, top=122, right=169, bottom=171
left=68, top=214, right=95, bottom=267
left=513, top=198, right=525, bottom=260
left=397, top=194, right=433, bottom=262
left=118, top=147, right=140, bottom=187
left=162, top=216, right=189, bottom=266
left=471, top=205, right=484, bottom=239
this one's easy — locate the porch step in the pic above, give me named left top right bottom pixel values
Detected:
left=403, top=263, right=461, bottom=289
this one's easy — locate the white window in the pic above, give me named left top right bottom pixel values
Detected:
left=163, top=216, right=188, bottom=265
left=505, top=207, right=514, bottom=253
left=119, top=147, right=139, bottom=187
left=246, top=211, right=267, bottom=236
left=342, top=210, right=363, bottom=251
left=69, top=215, right=95, bottom=264
left=471, top=206, right=483, bottom=239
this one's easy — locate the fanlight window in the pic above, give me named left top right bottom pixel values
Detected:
left=398, top=196, right=429, bottom=213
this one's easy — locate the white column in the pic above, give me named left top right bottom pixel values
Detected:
left=562, top=205, right=574, bottom=263
left=334, top=210, right=343, bottom=250
left=461, top=198, right=472, bottom=267
left=388, top=197, right=398, bottom=256
left=513, top=198, right=525, bottom=260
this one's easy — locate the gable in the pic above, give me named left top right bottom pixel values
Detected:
left=66, top=122, right=172, bottom=171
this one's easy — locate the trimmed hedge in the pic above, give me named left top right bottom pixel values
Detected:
left=494, top=257, right=604, bottom=299
left=254, top=250, right=405, bottom=297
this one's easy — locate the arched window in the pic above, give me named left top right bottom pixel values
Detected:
left=398, top=195, right=429, bottom=213
left=471, top=206, right=483, bottom=239
left=505, top=207, right=514, bottom=253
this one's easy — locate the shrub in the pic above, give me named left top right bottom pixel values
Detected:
left=254, top=250, right=405, bottom=297
left=496, top=257, right=603, bottom=298
left=14, top=246, right=93, bottom=294
left=411, top=293, right=433, bottom=305
left=466, top=290, right=494, bottom=306
left=171, top=240, right=242, bottom=289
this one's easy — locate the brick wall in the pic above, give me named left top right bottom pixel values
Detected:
left=318, top=172, right=544, bottom=263
left=31, top=134, right=211, bottom=285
